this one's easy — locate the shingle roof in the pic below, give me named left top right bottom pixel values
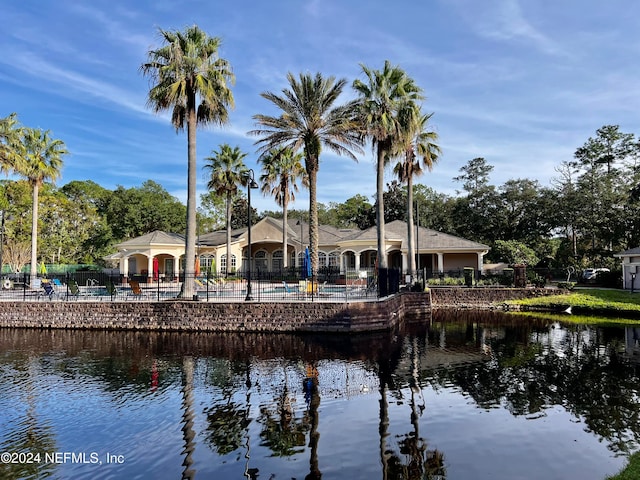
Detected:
left=116, top=217, right=489, bottom=252
left=198, top=227, right=247, bottom=246
left=117, top=230, right=184, bottom=248
left=342, top=220, right=489, bottom=251
left=285, top=218, right=358, bottom=245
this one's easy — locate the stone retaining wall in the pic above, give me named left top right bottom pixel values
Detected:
left=0, top=288, right=563, bottom=333
left=0, top=292, right=430, bottom=333
left=429, top=287, right=563, bottom=308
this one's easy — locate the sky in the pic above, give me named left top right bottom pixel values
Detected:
left=2, top=0, right=640, bottom=213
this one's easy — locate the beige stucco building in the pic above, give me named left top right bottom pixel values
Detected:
left=105, top=217, right=489, bottom=281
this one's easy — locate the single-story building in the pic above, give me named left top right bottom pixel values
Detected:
left=614, top=247, right=640, bottom=291
left=105, top=217, right=489, bottom=281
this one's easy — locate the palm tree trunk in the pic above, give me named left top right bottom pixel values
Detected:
left=407, top=174, right=415, bottom=280
left=308, top=165, right=319, bottom=274
left=376, top=146, right=387, bottom=269
left=181, top=97, right=197, bottom=299
left=282, top=184, right=288, bottom=269
left=30, top=181, right=39, bottom=287
left=226, top=192, right=232, bottom=277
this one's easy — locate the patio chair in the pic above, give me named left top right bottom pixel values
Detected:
left=127, top=280, right=148, bottom=300
left=39, top=281, right=58, bottom=301
left=67, top=279, right=82, bottom=300
left=282, top=281, right=295, bottom=298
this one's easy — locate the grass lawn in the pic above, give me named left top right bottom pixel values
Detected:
left=507, top=288, right=640, bottom=317
left=606, top=452, right=640, bottom=480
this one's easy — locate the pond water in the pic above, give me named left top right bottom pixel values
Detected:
left=1, top=310, right=640, bottom=480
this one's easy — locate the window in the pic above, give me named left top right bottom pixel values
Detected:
left=255, top=251, right=268, bottom=271
left=273, top=250, right=283, bottom=271
left=200, top=255, right=214, bottom=274
left=221, top=254, right=237, bottom=273
left=318, top=251, right=327, bottom=267
left=328, top=252, right=339, bottom=267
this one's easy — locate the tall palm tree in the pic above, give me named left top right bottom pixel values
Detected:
left=258, top=147, right=308, bottom=269
left=13, top=128, right=67, bottom=286
left=250, top=72, right=363, bottom=273
left=203, top=144, right=248, bottom=276
left=141, top=25, right=234, bottom=298
left=353, top=61, right=423, bottom=270
left=393, top=111, right=440, bottom=280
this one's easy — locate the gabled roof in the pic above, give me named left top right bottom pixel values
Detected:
left=112, top=217, right=489, bottom=253
left=198, top=226, right=247, bottom=247
left=614, top=247, right=640, bottom=257
left=340, top=220, right=489, bottom=251
left=285, top=218, right=357, bottom=245
left=116, top=230, right=184, bottom=248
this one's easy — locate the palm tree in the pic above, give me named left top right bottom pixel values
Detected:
left=393, top=111, right=440, bottom=281
left=353, top=61, right=423, bottom=270
left=203, top=144, right=248, bottom=276
left=13, top=128, right=67, bottom=286
left=141, top=25, right=234, bottom=298
left=250, top=72, right=363, bottom=274
left=258, top=147, right=308, bottom=269
left=0, top=113, right=21, bottom=173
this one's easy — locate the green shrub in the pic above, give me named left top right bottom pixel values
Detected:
left=556, top=281, right=575, bottom=290
left=531, top=274, right=546, bottom=288
left=427, top=276, right=465, bottom=286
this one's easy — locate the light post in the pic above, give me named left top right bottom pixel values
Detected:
left=415, top=201, right=420, bottom=277
left=0, top=210, right=4, bottom=279
left=245, top=169, right=259, bottom=301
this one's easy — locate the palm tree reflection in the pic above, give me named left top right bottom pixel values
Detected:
left=304, top=363, right=321, bottom=480
left=181, top=356, right=196, bottom=480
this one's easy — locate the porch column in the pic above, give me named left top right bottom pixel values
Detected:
left=437, top=252, right=444, bottom=273
left=355, top=252, right=361, bottom=271
left=401, top=252, right=408, bottom=274
left=122, top=257, right=129, bottom=278
left=339, top=253, right=344, bottom=274
left=147, top=256, right=154, bottom=281
left=174, top=255, right=179, bottom=281
left=477, top=252, right=485, bottom=274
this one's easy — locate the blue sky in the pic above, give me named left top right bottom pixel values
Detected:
left=2, top=1, right=640, bottom=213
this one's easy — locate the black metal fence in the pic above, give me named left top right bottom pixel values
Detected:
left=3, top=265, right=602, bottom=302
left=0, top=270, right=381, bottom=302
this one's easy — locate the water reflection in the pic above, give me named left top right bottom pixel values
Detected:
left=0, top=311, right=638, bottom=479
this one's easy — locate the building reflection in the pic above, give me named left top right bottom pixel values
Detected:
left=1, top=311, right=640, bottom=478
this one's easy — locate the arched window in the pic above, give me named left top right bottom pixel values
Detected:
left=328, top=252, right=339, bottom=267
left=272, top=250, right=283, bottom=271
left=255, top=250, right=267, bottom=271
left=318, top=251, right=327, bottom=267
left=199, top=255, right=215, bottom=274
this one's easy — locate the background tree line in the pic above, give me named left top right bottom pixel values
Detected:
left=1, top=123, right=637, bottom=273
